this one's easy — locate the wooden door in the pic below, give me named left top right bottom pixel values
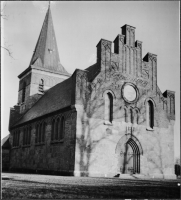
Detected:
left=125, top=143, right=133, bottom=174
left=119, top=143, right=133, bottom=174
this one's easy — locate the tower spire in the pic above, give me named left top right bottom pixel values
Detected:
left=29, top=3, right=70, bottom=76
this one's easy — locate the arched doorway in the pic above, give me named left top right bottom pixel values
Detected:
left=115, top=134, right=143, bottom=174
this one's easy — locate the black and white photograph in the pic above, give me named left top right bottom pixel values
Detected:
left=1, top=1, right=180, bottom=199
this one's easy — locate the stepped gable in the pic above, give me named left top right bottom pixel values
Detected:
left=13, top=77, right=72, bottom=126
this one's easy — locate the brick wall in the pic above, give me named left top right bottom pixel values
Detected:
left=9, top=109, right=76, bottom=175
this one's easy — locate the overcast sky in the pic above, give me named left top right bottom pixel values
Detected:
left=1, top=1, right=180, bottom=158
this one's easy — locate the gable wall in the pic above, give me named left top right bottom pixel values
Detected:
left=73, top=31, right=175, bottom=178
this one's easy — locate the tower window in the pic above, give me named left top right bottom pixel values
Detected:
left=22, top=82, right=26, bottom=103
left=39, top=79, right=44, bottom=93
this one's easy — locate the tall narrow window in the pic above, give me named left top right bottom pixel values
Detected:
left=13, top=130, right=20, bottom=147
left=22, top=82, right=26, bottom=103
left=170, top=96, right=174, bottom=115
left=147, top=100, right=154, bottom=129
left=42, top=122, right=46, bottom=142
left=51, top=119, right=55, bottom=141
left=55, top=118, right=59, bottom=140
left=134, top=110, right=139, bottom=124
left=28, top=126, right=31, bottom=144
left=59, top=117, right=65, bottom=140
left=130, top=109, right=133, bottom=123
left=35, top=124, right=39, bottom=144
left=39, top=123, right=42, bottom=143
left=124, top=108, right=127, bottom=123
left=105, top=92, right=113, bottom=123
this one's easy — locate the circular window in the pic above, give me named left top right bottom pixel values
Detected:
left=122, top=83, right=139, bottom=103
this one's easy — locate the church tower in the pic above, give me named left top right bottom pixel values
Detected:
left=17, top=4, right=70, bottom=114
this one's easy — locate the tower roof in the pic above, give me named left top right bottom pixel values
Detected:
left=19, top=5, right=70, bottom=78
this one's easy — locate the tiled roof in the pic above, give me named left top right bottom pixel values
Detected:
left=14, top=77, right=72, bottom=126
left=85, top=63, right=100, bottom=81
left=13, top=62, right=101, bottom=127
left=1, top=134, right=10, bottom=149
left=19, top=6, right=69, bottom=78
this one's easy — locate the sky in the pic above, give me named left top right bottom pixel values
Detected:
left=1, top=1, right=180, bottom=159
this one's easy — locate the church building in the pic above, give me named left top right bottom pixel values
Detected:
left=8, top=5, right=176, bottom=179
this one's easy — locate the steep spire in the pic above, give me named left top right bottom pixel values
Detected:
left=29, top=5, right=69, bottom=76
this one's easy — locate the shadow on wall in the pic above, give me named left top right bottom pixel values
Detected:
left=76, top=69, right=171, bottom=177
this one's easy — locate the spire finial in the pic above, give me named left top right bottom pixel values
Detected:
left=48, top=1, right=50, bottom=8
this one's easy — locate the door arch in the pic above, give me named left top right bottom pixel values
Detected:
left=115, top=134, right=143, bottom=174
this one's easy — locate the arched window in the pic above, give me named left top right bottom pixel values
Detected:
left=130, top=109, right=133, bottom=123
left=22, top=82, right=26, bottom=103
left=124, top=108, right=127, bottom=123
left=39, top=79, right=44, bottom=93
left=147, top=100, right=154, bottom=129
left=13, top=130, right=20, bottom=147
left=105, top=92, right=113, bottom=123
left=59, top=117, right=65, bottom=140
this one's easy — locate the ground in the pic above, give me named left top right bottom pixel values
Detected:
left=2, top=173, right=180, bottom=199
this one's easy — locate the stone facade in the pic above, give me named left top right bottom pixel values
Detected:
left=8, top=8, right=176, bottom=179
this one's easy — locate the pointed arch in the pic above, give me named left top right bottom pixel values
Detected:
left=115, top=134, right=143, bottom=155
left=115, top=134, right=143, bottom=174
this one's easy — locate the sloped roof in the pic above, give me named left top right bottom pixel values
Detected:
left=1, top=134, right=10, bottom=149
left=85, top=63, right=100, bottom=81
left=19, top=6, right=70, bottom=78
left=14, top=77, right=72, bottom=126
